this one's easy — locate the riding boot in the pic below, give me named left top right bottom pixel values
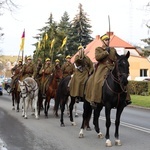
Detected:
left=125, top=91, right=132, bottom=106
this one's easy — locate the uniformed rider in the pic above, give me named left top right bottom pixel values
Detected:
left=39, top=58, right=54, bottom=98
left=69, top=46, right=94, bottom=102
left=21, top=56, right=35, bottom=80
left=61, top=55, right=74, bottom=78
left=85, top=34, right=132, bottom=108
left=10, top=59, right=23, bottom=92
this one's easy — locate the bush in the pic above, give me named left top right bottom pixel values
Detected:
left=128, top=81, right=150, bottom=96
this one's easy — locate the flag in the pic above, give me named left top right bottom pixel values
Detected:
left=37, top=41, right=41, bottom=50
left=50, top=38, right=55, bottom=49
left=20, top=30, right=25, bottom=51
left=44, top=33, right=48, bottom=41
left=61, top=36, right=67, bottom=48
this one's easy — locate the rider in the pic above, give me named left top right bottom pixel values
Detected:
left=69, top=45, right=94, bottom=102
left=21, top=56, right=35, bottom=80
left=85, top=33, right=132, bottom=108
left=61, top=55, right=74, bottom=78
left=55, top=59, right=61, bottom=68
left=39, top=58, right=54, bottom=98
left=10, top=59, right=23, bottom=92
left=33, top=57, right=43, bottom=86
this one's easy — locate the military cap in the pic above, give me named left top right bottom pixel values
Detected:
left=27, top=56, right=32, bottom=60
left=78, top=45, right=83, bottom=50
left=45, top=58, right=50, bottom=61
left=55, top=59, right=60, bottom=62
left=66, top=55, right=71, bottom=59
left=18, top=59, right=22, bottom=62
left=101, top=34, right=110, bottom=41
left=37, top=57, right=42, bottom=61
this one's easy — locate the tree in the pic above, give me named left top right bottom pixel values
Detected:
left=69, top=3, right=93, bottom=55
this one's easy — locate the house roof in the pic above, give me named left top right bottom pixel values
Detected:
left=71, top=32, right=141, bottom=63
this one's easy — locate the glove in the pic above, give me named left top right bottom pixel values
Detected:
left=106, top=47, right=110, bottom=53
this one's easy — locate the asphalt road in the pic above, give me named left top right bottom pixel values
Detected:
left=0, top=91, right=150, bottom=150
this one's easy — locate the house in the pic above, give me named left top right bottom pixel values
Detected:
left=71, top=32, right=150, bottom=80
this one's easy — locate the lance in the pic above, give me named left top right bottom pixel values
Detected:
left=108, top=15, right=111, bottom=47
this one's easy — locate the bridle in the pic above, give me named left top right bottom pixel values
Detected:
left=105, top=59, right=128, bottom=94
left=20, top=81, right=38, bottom=98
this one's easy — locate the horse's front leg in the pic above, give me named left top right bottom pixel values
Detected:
left=16, top=92, right=20, bottom=112
left=12, top=93, right=15, bottom=110
left=79, top=100, right=92, bottom=138
left=60, top=101, right=65, bottom=127
left=69, top=97, right=76, bottom=126
left=105, top=107, right=112, bottom=147
left=114, top=107, right=124, bottom=146
left=22, top=98, right=25, bottom=117
left=93, top=103, right=103, bottom=139
left=44, top=99, right=48, bottom=117
left=34, top=96, right=39, bottom=119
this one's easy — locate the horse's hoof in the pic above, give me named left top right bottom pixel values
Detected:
left=98, top=132, right=104, bottom=139
left=86, top=127, right=91, bottom=131
left=12, top=107, right=15, bottom=110
left=115, top=139, right=122, bottom=146
left=75, top=113, right=78, bottom=117
left=60, top=124, right=65, bottom=127
left=17, top=109, right=19, bottom=112
left=79, top=133, right=84, bottom=138
left=71, top=122, right=76, bottom=126
left=106, top=139, right=112, bottom=147
left=24, top=117, right=28, bottom=119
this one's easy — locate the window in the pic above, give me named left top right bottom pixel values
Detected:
left=140, top=69, right=148, bottom=77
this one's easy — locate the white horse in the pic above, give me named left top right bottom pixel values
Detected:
left=19, top=77, right=39, bottom=119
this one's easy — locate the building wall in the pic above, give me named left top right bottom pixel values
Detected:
left=129, top=56, right=150, bottom=80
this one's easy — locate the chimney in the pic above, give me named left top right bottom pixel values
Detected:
left=96, top=35, right=100, bottom=39
left=107, top=32, right=114, bottom=36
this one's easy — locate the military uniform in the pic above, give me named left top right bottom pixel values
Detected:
left=21, top=56, right=35, bottom=80
left=39, top=58, right=54, bottom=96
left=34, top=58, right=42, bottom=87
left=61, top=55, right=74, bottom=78
left=85, top=46, right=116, bottom=104
left=70, top=46, right=94, bottom=98
left=10, top=60, right=23, bottom=91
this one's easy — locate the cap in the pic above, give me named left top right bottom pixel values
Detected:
left=55, top=59, right=60, bottom=62
left=37, top=58, right=42, bottom=61
left=18, top=59, right=22, bottom=62
left=45, top=58, right=50, bottom=61
left=101, top=34, right=110, bottom=41
left=78, top=45, right=83, bottom=50
left=27, top=56, right=31, bottom=60
left=66, top=55, right=71, bottom=59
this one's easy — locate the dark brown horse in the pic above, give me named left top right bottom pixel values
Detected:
left=11, top=78, right=21, bottom=112
left=38, top=65, right=63, bottom=117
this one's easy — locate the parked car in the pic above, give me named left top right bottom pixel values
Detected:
left=0, top=78, right=3, bottom=95
left=3, top=78, right=12, bottom=93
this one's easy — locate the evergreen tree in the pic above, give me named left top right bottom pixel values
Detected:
left=69, top=3, right=93, bottom=55
left=141, top=25, right=150, bottom=57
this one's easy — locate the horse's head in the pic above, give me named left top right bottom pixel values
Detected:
left=54, top=65, right=63, bottom=80
left=18, top=80, right=28, bottom=98
left=116, top=51, right=130, bottom=86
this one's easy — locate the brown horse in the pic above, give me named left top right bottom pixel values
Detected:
left=11, top=78, right=21, bottom=112
left=38, top=65, right=63, bottom=117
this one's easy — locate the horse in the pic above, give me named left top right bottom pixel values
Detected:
left=54, top=75, right=91, bottom=127
left=39, top=65, right=63, bottom=117
left=18, top=77, right=39, bottom=119
left=11, top=78, right=21, bottom=112
left=79, top=51, right=130, bottom=147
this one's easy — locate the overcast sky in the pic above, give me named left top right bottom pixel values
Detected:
left=0, top=0, right=150, bottom=56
